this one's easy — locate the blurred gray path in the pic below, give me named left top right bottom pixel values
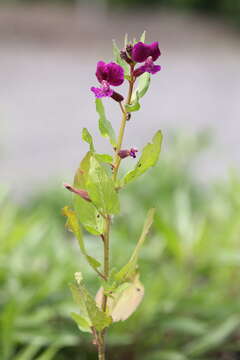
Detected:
left=0, top=5, right=240, bottom=194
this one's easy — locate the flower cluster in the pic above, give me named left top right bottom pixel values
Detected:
left=91, top=41, right=161, bottom=100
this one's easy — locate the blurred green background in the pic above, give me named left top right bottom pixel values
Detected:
left=1, top=134, right=240, bottom=360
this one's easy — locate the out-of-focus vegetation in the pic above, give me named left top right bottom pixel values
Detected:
left=1, top=133, right=240, bottom=360
left=4, top=0, right=240, bottom=26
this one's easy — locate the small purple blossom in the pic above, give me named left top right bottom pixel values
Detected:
left=129, top=148, right=138, bottom=158
left=118, top=148, right=138, bottom=159
left=131, top=41, right=161, bottom=78
left=91, top=61, right=124, bottom=99
left=132, top=42, right=161, bottom=63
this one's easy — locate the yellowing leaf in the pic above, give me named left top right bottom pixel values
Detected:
left=96, top=274, right=144, bottom=322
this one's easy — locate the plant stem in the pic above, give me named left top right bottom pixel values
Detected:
left=98, top=68, right=135, bottom=360
left=113, top=74, right=135, bottom=183
left=97, top=332, right=105, bottom=360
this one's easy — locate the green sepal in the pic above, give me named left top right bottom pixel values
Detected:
left=96, top=98, right=117, bottom=147
left=112, top=39, right=129, bottom=76
left=82, top=128, right=95, bottom=152
left=73, top=152, right=104, bottom=235
left=69, top=282, right=112, bottom=332
left=115, top=208, right=155, bottom=283
left=87, top=157, right=120, bottom=215
left=122, top=130, right=162, bottom=186
left=62, top=206, right=101, bottom=270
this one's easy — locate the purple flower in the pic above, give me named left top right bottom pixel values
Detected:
left=118, top=148, right=138, bottom=159
left=131, top=41, right=161, bottom=78
left=91, top=61, right=124, bottom=99
left=132, top=42, right=161, bottom=63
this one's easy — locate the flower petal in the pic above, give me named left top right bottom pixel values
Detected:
left=132, top=42, right=151, bottom=63
left=106, top=62, right=124, bottom=86
left=96, top=61, right=108, bottom=83
left=149, top=42, right=161, bottom=61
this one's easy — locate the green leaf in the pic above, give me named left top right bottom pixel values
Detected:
left=140, top=30, right=146, bottom=43
left=70, top=283, right=112, bottom=331
left=115, top=209, right=155, bottom=282
left=70, top=312, right=91, bottom=333
left=185, top=316, right=240, bottom=356
left=62, top=206, right=101, bottom=270
left=112, top=39, right=129, bottom=76
left=73, top=152, right=104, bottom=235
left=125, top=91, right=141, bottom=112
left=87, top=157, right=120, bottom=215
left=123, top=130, right=162, bottom=186
left=95, top=153, right=113, bottom=164
left=96, top=274, right=144, bottom=322
left=96, top=98, right=117, bottom=147
left=82, top=128, right=94, bottom=152
left=14, top=344, right=42, bottom=360
left=132, top=72, right=151, bottom=102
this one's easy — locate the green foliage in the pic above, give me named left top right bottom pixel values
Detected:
left=62, top=206, right=101, bottom=270
left=115, top=208, right=155, bottom=282
left=123, top=130, right=163, bottom=185
left=95, top=99, right=116, bottom=147
left=1, top=134, right=240, bottom=359
left=70, top=282, right=112, bottom=332
left=73, top=152, right=105, bottom=235
left=87, top=156, right=120, bottom=215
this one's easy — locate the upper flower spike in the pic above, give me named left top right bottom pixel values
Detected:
left=131, top=42, right=161, bottom=63
left=91, top=61, right=124, bottom=99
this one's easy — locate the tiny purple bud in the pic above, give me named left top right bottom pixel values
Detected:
left=64, top=183, right=91, bottom=202
left=111, top=91, right=124, bottom=103
left=118, top=149, right=130, bottom=159
left=118, top=148, right=138, bottom=159
left=120, top=50, right=134, bottom=65
left=126, top=44, right=133, bottom=57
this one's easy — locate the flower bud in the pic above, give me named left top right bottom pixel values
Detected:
left=118, top=148, right=138, bottom=159
left=111, top=91, right=124, bottom=103
left=64, top=183, right=91, bottom=202
left=120, top=50, right=134, bottom=65
left=126, top=44, right=133, bottom=57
